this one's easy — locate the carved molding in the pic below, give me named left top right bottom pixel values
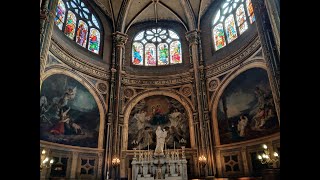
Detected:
left=123, top=87, right=136, bottom=99
left=50, top=39, right=109, bottom=80
left=122, top=72, right=193, bottom=87
left=180, top=84, right=193, bottom=97
left=207, top=77, right=220, bottom=92
left=205, top=36, right=261, bottom=78
left=96, top=81, right=109, bottom=94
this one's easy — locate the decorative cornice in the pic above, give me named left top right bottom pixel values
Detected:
left=122, top=72, right=193, bottom=87
left=113, top=32, right=128, bottom=47
left=205, top=36, right=261, bottom=77
left=50, top=39, right=110, bottom=80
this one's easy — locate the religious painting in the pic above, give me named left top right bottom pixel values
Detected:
left=217, top=68, right=279, bottom=144
left=40, top=74, right=100, bottom=148
left=127, top=96, right=190, bottom=150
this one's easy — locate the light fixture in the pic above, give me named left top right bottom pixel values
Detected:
left=40, top=149, right=54, bottom=172
left=112, top=157, right=120, bottom=167
left=198, top=155, right=207, bottom=166
left=257, top=144, right=279, bottom=165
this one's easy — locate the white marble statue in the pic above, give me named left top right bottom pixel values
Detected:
left=155, top=126, right=167, bottom=154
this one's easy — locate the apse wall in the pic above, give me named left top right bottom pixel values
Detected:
left=40, top=1, right=112, bottom=179
left=124, top=20, right=190, bottom=76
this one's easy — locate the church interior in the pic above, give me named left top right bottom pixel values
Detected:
left=40, top=0, right=280, bottom=179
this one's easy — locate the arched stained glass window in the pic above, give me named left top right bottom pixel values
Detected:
left=55, top=0, right=66, bottom=30
left=158, top=43, right=169, bottom=65
left=64, top=11, right=76, bottom=39
left=145, top=43, right=156, bottom=66
left=236, top=4, right=248, bottom=34
left=132, top=28, right=182, bottom=66
left=213, top=24, right=226, bottom=50
left=225, top=15, right=237, bottom=43
left=246, top=0, right=256, bottom=24
left=132, top=42, right=144, bottom=65
left=212, top=0, right=256, bottom=51
left=88, top=28, right=100, bottom=54
left=54, top=0, right=102, bottom=55
left=76, top=20, right=88, bottom=47
left=170, top=41, right=182, bottom=64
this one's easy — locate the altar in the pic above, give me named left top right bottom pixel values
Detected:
left=131, top=149, right=188, bottom=180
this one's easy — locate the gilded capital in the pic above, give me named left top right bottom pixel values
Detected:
left=186, top=30, right=200, bottom=45
left=113, top=32, right=128, bottom=47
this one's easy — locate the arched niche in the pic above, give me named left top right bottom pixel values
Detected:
left=212, top=63, right=279, bottom=145
left=40, top=69, right=106, bottom=149
left=122, top=90, right=196, bottom=151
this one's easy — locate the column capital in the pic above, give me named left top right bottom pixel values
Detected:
left=186, top=30, right=200, bottom=45
left=113, top=32, right=128, bottom=47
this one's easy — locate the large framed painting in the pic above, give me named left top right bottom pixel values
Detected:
left=217, top=68, right=279, bottom=144
left=40, top=74, right=100, bottom=148
left=127, top=95, right=190, bottom=150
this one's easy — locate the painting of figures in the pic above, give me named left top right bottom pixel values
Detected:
left=217, top=68, right=279, bottom=144
left=128, top=95, right=190, bottom=150
left=40, top=74, right=100, bottom=148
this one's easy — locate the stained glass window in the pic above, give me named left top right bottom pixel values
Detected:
left=170, top=41, right=182, bottom=64
left=76, top=20, right=88, bottom=47
left=212, top=0, right=255, bottom=51
left=246, top=0, right=256, bottom=24
left=132, top=42, right=144, bottom=65
left=55, top=0, right=66, bottom=30
left=64, top=11, right=76, bottom=39
left=236, top=5, right=248, bottom=34
left=88, top=28, right=100, bottom=54
left=54, top=0, right=102, bottom=55
left=132, top=28, right=182, bottom=66
left=158, top=43, right=169, bottom=65
left=213, top=24, right=226, bottom=50
left=145, top=43, right=156, bottom=66
left=225, top=15, right=237, bottom=43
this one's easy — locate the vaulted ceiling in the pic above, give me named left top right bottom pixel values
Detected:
left=93, top=0, right=217, bottom=33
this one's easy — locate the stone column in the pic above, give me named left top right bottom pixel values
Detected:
left=40, top=0, right=59, bottom=88
left=240, top=147, right=249, bottom=176
left=111, top=32, right=128, bottom=179
left=251, top=0, right=280, bottom=121
left=70, top=151, right=79, bottom=179
left=186, top=30, right=214, bottom=176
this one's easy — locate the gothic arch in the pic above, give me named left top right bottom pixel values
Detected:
left=42, top=68, right=106, bottom=149
left=122, top=89, right=196, bottom=150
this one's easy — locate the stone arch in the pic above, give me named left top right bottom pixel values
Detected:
left=42, top=68, right=106, bottom=149
left=211, top=61, right=268, bottom=146
left=122, top=89, right=196, bottom=150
